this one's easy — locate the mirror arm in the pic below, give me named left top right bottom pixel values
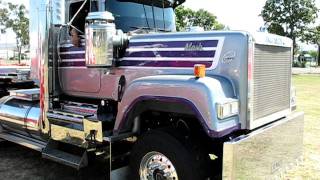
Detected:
left=67, top=0, right=88, bottom=33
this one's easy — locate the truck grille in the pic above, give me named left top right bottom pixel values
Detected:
left=252, top=45, right=291, bottom=121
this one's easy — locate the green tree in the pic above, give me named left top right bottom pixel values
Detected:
left=175, top=6, right=224, bottom=31
left=261, top=0, right=318, bottom=52
left=309, top=50, right=318, bottom=58
left=303, top=26, right=320, bottom=65
left=0, top=2, right=29, bottom=63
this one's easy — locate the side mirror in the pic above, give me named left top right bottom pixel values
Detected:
left=85, top=11, right=129, bottom=67
left=85, top=11, right=116, bottom=67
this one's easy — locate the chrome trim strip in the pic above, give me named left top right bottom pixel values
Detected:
left=251, top=109, right=290, bottom=129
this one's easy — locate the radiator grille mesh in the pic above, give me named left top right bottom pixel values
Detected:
left=252, top=45, right=291, bottom=120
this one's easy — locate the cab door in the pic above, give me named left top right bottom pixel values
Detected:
left=59, top=42, right=101, bottom=93
left=58, top=0, right=101, bottom=93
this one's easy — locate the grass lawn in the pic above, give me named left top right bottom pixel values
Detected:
left=286, top=75, right=320, bottom=179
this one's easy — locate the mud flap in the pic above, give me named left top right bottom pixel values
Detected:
left=222, top=112, right=304, bottom=179
left=104, top=132, right=134, bottom=180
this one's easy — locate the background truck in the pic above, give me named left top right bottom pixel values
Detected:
left=0, top=0, right=304, bottom=179
left=0, top=67, right=34, bottom=97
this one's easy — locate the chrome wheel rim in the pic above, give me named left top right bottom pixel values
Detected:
left=139, top=151, right=178, bottom=180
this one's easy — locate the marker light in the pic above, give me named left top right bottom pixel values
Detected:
left=216, top=99, right=239, bottom=119
left=194, top=64, right=206, bottom=78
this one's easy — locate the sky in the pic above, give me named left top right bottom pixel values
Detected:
left=183, top=0, right=320, bottom=50
left=1, top=0, right=320, bottom=50
left=184, top=0, right=267, bottom=32
left=184, top=0, right=320, bottom=32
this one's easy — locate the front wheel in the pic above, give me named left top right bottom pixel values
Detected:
left=130, top=129, right=211, bottom=180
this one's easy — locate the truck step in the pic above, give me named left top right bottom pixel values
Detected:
left=0, top=131, right=46, bottom=151
left=42, top=140, right=88, bottom=170
left=47, top=110, right=88, bottom=124
left=62, top=108, right=96, bottom=118
left=63, top=102, right=97, bottom=116
left=103, top=132, right=135, bottom=143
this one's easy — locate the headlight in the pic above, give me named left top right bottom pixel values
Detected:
left=216, top=99, right=239, bottom=119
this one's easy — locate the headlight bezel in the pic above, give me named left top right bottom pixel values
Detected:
left=216, top=99, right=239, bottom=120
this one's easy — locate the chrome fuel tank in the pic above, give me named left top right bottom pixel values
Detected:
left=0, top=96, right=41, bottom=138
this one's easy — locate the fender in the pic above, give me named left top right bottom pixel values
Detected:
left=114, top=75, right=240, bottom=138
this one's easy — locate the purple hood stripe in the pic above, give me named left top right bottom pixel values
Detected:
left=59, top=46, right=85, bottom=52
left=60, top=61, right=85, bottom=67
left=125, top=51, right=215, bottom=58
left=60, top=60, right=212, bottom=68
left=117, top=60, right=212, bottom=68
left=60, top=50, right=215, bottom=59
left=60, top=53, right=85, bottom=59
left=59, top=40, right=219, bottom=68
left=129, top=40, right=218, bottom=48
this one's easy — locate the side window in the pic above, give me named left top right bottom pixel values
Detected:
left=59, top=1, right=99, bottom=47
left=69, top=0, right=98, bottom=33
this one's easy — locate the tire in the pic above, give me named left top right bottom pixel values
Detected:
left=130, top=128, right=211, bottom=180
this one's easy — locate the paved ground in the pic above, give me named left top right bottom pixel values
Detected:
left=0, top=66, right=30, bottom=74
left=0, top=60, right=29, bottom=66
left=292, top=67, right=320, bottom=74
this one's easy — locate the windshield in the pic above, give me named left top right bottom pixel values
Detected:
left=105, top=0, right=176, bottom=32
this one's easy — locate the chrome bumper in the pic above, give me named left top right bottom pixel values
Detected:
left=223, top=111, right=304, bottom=179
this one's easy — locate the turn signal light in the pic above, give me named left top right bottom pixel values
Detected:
left=194, top=64, right=206, bottom=78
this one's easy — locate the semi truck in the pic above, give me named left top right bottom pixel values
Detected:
left=0, top=0, right=304, bottom=179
